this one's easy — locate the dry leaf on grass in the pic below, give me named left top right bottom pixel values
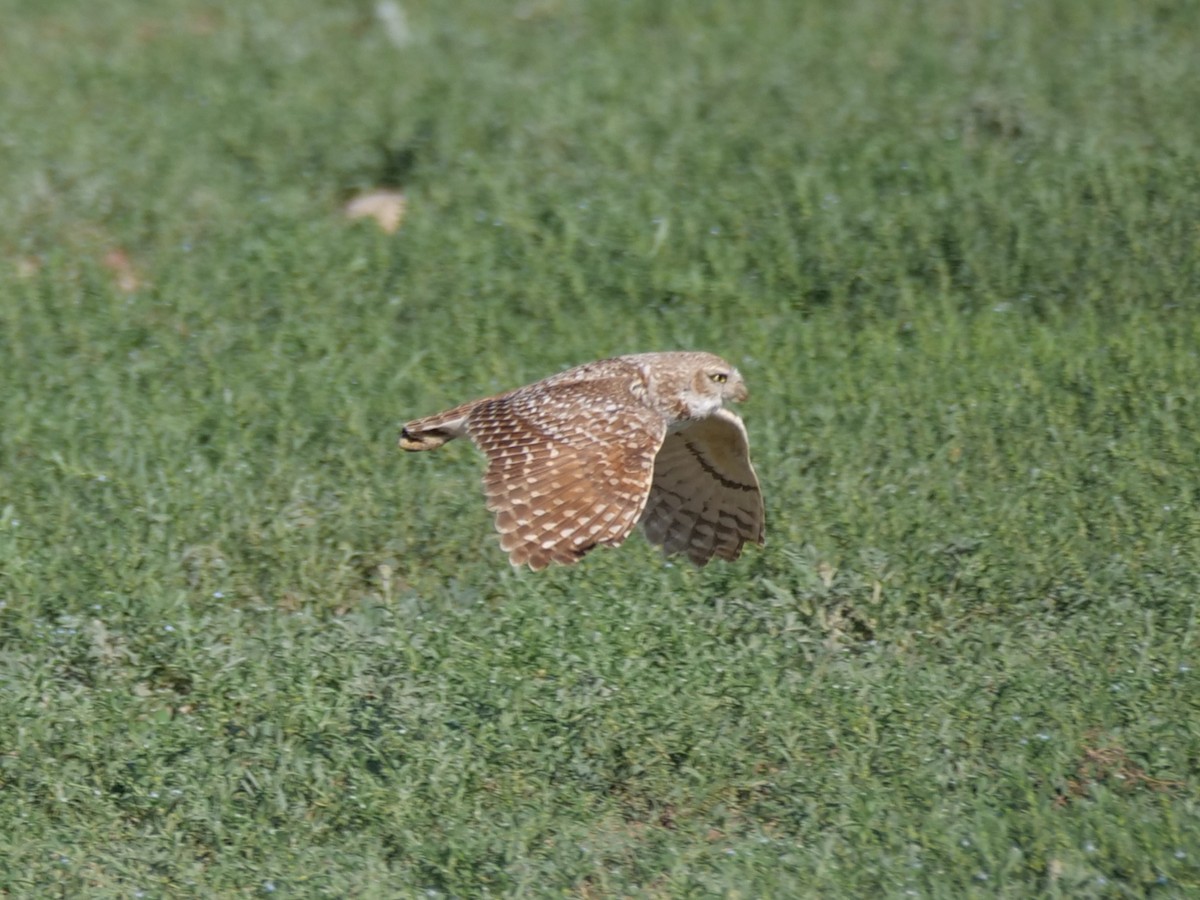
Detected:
left=343, top=189, right=407, bottom=234
left=102, top=248, right=144, bottom=293
left=13, top=256, right=42, bottom=278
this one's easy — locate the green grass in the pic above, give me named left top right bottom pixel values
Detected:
left=2, top=0, right=1199, bottom=895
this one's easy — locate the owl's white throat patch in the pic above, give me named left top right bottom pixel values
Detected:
left=667, top=396, right=722, bottom=430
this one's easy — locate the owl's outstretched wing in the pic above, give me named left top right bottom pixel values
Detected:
left=466, top=375, right=668, bottom=570
left=640, top=408, right=765, bottom=565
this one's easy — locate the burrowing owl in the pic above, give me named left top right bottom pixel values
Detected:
left=399, top=351, right=765, bottom=570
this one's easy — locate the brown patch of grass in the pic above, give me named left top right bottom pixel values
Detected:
left=1056, top=739, right=1184, bottom=807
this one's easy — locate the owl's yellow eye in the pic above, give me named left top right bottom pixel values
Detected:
left=709, top=373, right=728, bottom=384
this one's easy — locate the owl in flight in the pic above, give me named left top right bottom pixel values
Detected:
left=399, top=351, right=765, bottom=570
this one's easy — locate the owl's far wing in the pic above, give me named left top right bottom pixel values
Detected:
left=641, top=407, right=765, bottom=566
left=465, top=378, right=667, bottom=570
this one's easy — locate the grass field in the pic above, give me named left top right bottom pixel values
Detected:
left=2, top=0, right=1199, bottom=895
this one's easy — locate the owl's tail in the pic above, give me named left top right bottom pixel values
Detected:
left=398, top=403, right=474, bottom=451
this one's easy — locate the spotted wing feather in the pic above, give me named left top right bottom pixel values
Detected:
left=466, top=377, right=667, bottom=570
left=640, top=408, right=765, bottom=565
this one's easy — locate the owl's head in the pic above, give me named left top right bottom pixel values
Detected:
left=632, top=351, right=748, bottom=422
left=688, top=356, right=748, bottom=408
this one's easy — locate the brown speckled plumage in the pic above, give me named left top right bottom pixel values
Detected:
left=399, top=352, right=764, bottom=570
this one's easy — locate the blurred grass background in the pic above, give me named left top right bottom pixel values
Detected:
left=1, top=0, right=1198, bottom=895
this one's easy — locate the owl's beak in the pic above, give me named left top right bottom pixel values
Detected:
left=731, top=380, right=748, bottom=402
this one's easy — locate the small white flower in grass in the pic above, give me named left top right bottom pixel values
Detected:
left=1085, top=841, right=1097, bottom=853
left=1096, top=876, right=1108, bottom=886
left=975, top=872, right=989, bottom=882
left=1037, top=732, right=1051, bottom=741
left=1175, top=849, right=1187, bottom=859
left=375, top=0, right=412, bottom=47
left=262, top=881, right=276, bottom=894
left=163, top=625, right=175, bottom=633
left=213, top=591, right=224, bottom=599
